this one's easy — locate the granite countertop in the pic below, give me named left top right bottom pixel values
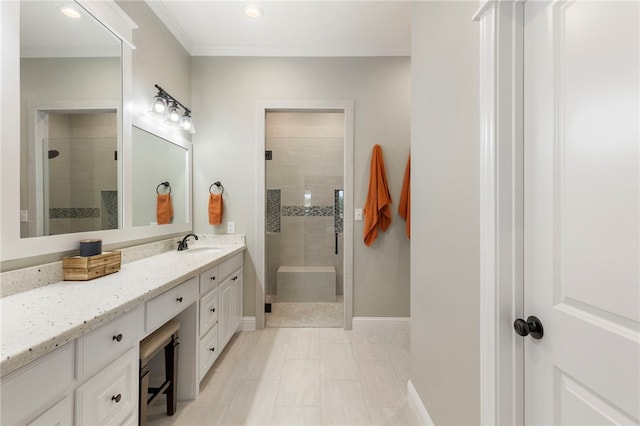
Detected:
left=0, top=242, right=245, bottom=377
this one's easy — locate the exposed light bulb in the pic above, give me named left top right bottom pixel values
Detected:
left=152, top=96, right=167, bottom=114
left=244, top=4, right=263, bottom=18
left=58, top=5, right=82, bottom=19
left=181, top=115, right=192, bottom=131
left=168, top=104, right=180, bottom=122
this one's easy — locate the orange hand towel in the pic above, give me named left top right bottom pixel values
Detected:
left=398, top=155, right=410, bottom=239
left=208, top=193, right=223, bottom=225
left=157, top=194, right=173, bottom=225
left=363, top=144, right=392, bottom=247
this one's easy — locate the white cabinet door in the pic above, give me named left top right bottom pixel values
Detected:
left=75, top=347, right=138, bottom=426
left=233, top=270, right=243, bottom=333
left=524, top=1, right=639, bottom=423
left=198, top=323, right=219, bottom=381
left=218, top=277, right=234, bottom=349
left=27, top=395, right=72, bottom=426
left=0, top=343, right=75, bottom=426
left=199, top=287, right=219, bottom=337
left=235, top=270, right=243, bottom=332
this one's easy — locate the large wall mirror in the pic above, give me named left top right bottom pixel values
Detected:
left=132, top=125, right=189, bottom=228
left=20, top=1, right=122, bottom=238
left=1, top=1, right=192, bottom=265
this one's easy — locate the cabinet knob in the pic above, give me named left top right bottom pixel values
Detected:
left=111, top=394, right=122, bottom=403
left=210, top=276, right=216, bottom=281
left=176, top=297, right=183, bottom=303
left=210, top=308, right=216, bottom=312
left=209, top=347, right=215, bottom=352
left=112, top=334, right=123, bottom=342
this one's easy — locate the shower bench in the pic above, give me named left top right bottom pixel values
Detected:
left=276, top=265, right=336, bottom=302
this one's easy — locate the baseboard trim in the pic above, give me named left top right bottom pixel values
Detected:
left=242, top=316, right=256, bottom=331
left=351, top=317, right=410, bottom=332
left=407, top=380, right=435, bottom=426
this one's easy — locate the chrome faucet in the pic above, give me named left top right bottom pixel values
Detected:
left=177, top=233, right=199, bottom=251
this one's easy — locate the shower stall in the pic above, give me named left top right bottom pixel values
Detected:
left=265, top=111, right=345, bottom=327
left=44, top=111, right=118, bottom=236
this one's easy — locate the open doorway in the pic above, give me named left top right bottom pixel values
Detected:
left=255, top=101, right=354, bottom=330
left=264, top=111, right=344, bottom=327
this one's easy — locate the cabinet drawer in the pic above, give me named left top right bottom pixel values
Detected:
left=200, top=287, right=219, bottom=337
left=1, top=343, right=75, bottom=426
left=199, top=264, right=219, bottom=295
left=77, top=306, right=143, bottom=380
left=219, top=252, right=243, bottom=281
left=75, top=347, right=137, bottom=426
left=199, top=323, right=218, bottom=381
left=145, top=277, right=198, bottom=334
left=27, top=395, right=72, bottom=426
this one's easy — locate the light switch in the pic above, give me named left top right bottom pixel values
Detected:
left=355, top=208, right=363, bottom=221
left=227, top=222, right=235, bottom=233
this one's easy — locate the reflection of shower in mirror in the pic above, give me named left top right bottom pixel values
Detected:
left=47, top=150, right=60, bottom=159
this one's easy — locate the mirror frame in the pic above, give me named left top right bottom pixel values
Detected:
left=1, top=0, right=192, bottom=263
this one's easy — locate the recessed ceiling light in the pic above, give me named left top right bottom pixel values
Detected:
left=57, top=5, right=82, bottom=19
left=244, top=4, right=263, bottom=19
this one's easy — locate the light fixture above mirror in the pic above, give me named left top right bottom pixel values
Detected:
left=148, top=84, right=195, bottom=134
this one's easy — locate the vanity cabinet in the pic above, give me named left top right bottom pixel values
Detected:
left=0, top=343, right=75, bottom=425
left=77, top=307, right=144, bottom=380
left=197, top=252, right=243, bottom=381
left=75, top=347, right=138, bottom=426
left=75, top=307, right=143, bottom=425
left=27, top=395, right=73, bottom=426
left=1, top=245, right=246, bottom=424
left=145, top=277, right=198, bottom=334
left=218, top=267, right=243, bottom=350
left=0, top=307, right=143, bottom=426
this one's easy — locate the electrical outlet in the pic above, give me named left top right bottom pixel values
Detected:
left=227, top=221, right=235, bottom=234
left=20, top=210, right=29, bottom=223
left=354, top=208, right=363, bottom=221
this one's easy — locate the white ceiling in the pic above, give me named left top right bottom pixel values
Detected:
left=21, top=1, right=121, bottom=58
left=145, top=1, right=412, bottom=57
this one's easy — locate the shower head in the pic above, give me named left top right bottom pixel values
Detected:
left=48, top=150, right=60, bottom=159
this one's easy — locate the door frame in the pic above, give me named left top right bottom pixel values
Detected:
left=473, top=1, right=525, bottom=424
left=254, top=100, right=355, bottom=330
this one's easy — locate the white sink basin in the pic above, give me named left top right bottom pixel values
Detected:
left=181, top=246, right=223, bottom=253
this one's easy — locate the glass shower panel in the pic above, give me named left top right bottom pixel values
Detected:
left=265, top=111, right=344, bottom=307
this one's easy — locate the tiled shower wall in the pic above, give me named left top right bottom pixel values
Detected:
left=48, top=112, right=118, bottom=235
left=266, top=112, right=344, bottom=297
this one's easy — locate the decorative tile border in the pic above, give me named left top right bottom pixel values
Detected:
left=334, top=189, right=344, bottom=233
left=282, top=206, right=334, bottom=217
left=101, top=191, right=118, bottom=229
left=266, top=189, right=281, bottom=233
left=49, top=207, right=100, bottom=219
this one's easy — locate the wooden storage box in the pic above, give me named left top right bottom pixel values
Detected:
left=63, top=251, right=121, bottom=281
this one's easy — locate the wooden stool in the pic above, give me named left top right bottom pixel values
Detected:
left=139, top=320, right=180, bottom=426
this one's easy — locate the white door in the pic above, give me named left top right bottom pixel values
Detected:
left=524, top=1, right=639, bottom=424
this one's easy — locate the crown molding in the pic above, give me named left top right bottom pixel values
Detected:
left=192, top=45, right=411, bottom=57
left=144, top=0, right=194, bottom=55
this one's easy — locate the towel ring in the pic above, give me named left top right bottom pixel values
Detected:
left=156, top=181, right=171, bottom=194
left=209, top=181, right=224, bottom=195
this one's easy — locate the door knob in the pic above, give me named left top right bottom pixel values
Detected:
left=513, top=315, right=544, bottom=339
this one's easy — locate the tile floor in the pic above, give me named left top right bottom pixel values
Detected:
left=147, top=327, right=424, bottom=426
left=266, top=297, right=344, bottom=328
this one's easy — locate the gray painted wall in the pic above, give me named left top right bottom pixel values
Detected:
left=191, top=57, right=411, bottom=318
left=410, top=2, right=481, bottom=425
left=117, top=1, right=192, bottom=123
